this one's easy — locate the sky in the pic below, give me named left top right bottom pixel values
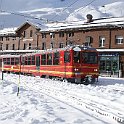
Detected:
left=0, top=73, right=124, bottom=124
left=1, top=0, right=122, bottom=11
left=0, top=0, right=124, bottom=28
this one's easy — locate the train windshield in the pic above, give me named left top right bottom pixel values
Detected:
left=82, top=52, right=98, bottom=64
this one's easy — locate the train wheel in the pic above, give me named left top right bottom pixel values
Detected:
left=81, top=77, right=96, bottom=85
left=66, top=78, right=74, bottom=83
left=63, top=78, right=68, bottom=82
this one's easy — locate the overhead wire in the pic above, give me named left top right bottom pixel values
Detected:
left=49, top=0, right=97, bottom=23
left=0, top=0, right=97, bottom=26
left=71, top=0, right=97, bottom=15
left=0, top=10, right=48, bottom=22
left=50, top=0, right=80, bottom=21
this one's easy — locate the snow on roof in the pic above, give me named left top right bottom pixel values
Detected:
left=1, top=16, right=124, bottom=35
left=0, top=27, right=17, bottom=35
left=41, top=16, right=124, bottom=32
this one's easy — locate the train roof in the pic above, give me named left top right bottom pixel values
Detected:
left=0, top=45, right=97, bottom=58
left=38, top=45, right=97, bottom=53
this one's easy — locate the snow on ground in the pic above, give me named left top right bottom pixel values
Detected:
left=0, top=72, right=124, bottom=124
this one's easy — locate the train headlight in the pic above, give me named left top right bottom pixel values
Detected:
left=74, top=68, right=79, bottom=71
left=94, top=69, right=98, bottom=72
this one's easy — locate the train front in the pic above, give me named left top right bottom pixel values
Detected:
left=72, top=46, right=99, bottom=84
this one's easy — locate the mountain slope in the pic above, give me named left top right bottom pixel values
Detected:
left=66, top=1, right=124, bottom=22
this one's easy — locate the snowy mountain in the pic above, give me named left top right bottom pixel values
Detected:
left=0, top=0, right=124, bottom=28
left=66, top=1, right=124, bottom=22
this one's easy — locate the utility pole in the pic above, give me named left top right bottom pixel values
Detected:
left=2, top=61, right=4, bottom=80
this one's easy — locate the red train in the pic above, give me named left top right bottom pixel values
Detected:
left=0, top=45, right=99, bottom=84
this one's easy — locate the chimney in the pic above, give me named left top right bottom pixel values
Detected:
left=86, top=14, right=93, bottom=23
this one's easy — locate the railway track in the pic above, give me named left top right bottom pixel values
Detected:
left=3, top=74, right=124, bottom=124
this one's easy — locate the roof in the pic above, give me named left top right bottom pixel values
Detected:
left=41, top=16, right=124, bottom=32
left=1, top=16, right=124, bottom=35
left=15, top=21, right=41, bottom=33
left=0, top=27, right=17, bottom=36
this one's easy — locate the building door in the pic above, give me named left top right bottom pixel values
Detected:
left=99, top=54, right=119, bottom=77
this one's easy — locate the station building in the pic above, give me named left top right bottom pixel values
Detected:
left=0, top=16, right=124, bottom=77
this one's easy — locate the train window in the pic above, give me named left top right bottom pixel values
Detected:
left=11, top=58, right=15, bottom=65
left=7, top=58, right=10, bottom=65
left=15, top=58, right=19, bottom=65
left=36, top=56, right=40, bottom=67
left=53, top=52, right=60, bottom=65
left=32, top=56, right=35, bottom=65
left=21, top=57, right=25, bottom=65
left=25, top=57, right=28, bottom=65
left=3, top=58, right=6, bottom=64
left=64, top=51, right=70, bottom=63
left=28, top=56, right=31, bottom=65
left=47, top=53, right=52, bottom=65
left=41, top=54, right=46, bottom=65
left=82, top=52, right=97, bottom=64
left=74, top=51, right=80, bottom=63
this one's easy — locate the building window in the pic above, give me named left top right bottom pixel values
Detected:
left=84, top=36, right=93, bottom=46
left=6, top=37, right=9, bottom=41
left=115, top=35, right=123, bottom=44
left=42, top=42, right=46, bottom=50
left=68, top=32, right=74, bottom=37
left=66, top=40, right=73, bottom=46
left=29, top=43, right=32, bottom=49
left=50, top=33, right=55, bottom=38
left=42, top=33, right=46, bottom=38
left=30, top=30, right=33, bottom=37
left=0, top=37, right=3, bottom=41
left=12, top=44, right=15, bottom=50
left=12, top=37, right=16, bottom=40
left=23, top=31, right=26, bottom=38
left=50, top=42, right=54, bottom=49
left=6, top=44, right=9, bottom=50
left=23, top=43, right=27, bottom=50
left=99, top=36, right=105, bottom=47
left=59, top=32, right=64, bottom=37
left=0, top=43, right=2, bottom=50
left=59, top=42, right=64, bottom=48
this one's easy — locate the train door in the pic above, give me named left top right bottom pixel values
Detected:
left=73, top=51, right=81, bottom=66
left=64, top=51, right=71, bottom=78
left=35, top=55, right=40, bottom=76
